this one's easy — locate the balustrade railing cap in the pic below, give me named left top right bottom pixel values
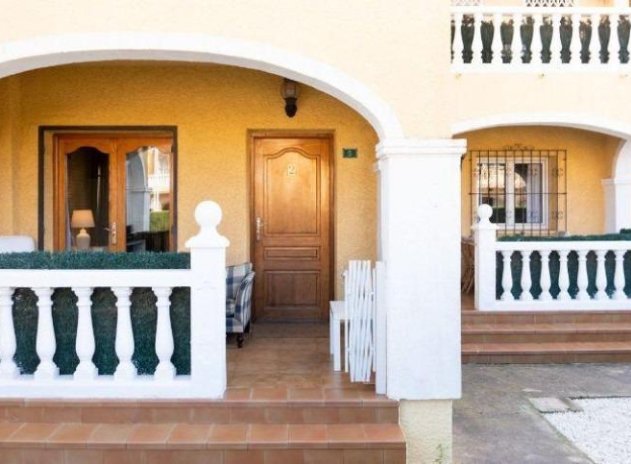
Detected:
left=185, top=200, right=230, bottom=249
left=472, top=204, right=497, bottom=231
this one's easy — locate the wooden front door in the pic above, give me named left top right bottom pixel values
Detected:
left=251, top=134, right=332, bottom=321
left=53, top=134, right=175, bottom=252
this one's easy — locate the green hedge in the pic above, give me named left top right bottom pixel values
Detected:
left=4, top=252, right=191, bottom=376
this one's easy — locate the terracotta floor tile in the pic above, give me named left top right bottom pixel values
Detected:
left=8, top=422, right=59, bottom=447
left=323, top=389, right=362, bottom=404
left=362, top=424, right=405, bottom=448
left=145, top=450, right=223, bottom=464
left=0, top=422, right=25, bottom=441
left=263, top=449, right=303, bottom=464
left=86, top=424, right=133, bottom=448
left=229, top=407, right=266, bottom=424
left=248, top=424, right=288, bottom=448
left=265, top=407, right=304, bottom=424
left=166, top=423, right=212, bottom=449
left=303, top=449, right=344, bottom=464
left=288, top=424, right=327, bottom=448
left=343, top=449, right=384, bottom=464
left=191, top=406, right=231, bottom=424
left=250, top=387, right=288, bottom=402
left=224, top=449, right=264, bottom=464
left=287, top=388, right=325, bottom=403
left=152, top=407, right=192, bottom=423
left=47, top=423, right=98, bottom=448
left=63, top=449, right=105, bottom=464
left=207, top=424, right=248, bottom=449
left=21, top=448, right=65, bottom=464
left=223, top=388, right=252, bottom=402
left=384, top=449, right=407, bottom=464
left=127, top=423, right=175, bottom=449
left=102, top=450, right=144, bottom=464
left=325, top=424, right=366, bottom=448
left=0, top=448, right=21, bottom=464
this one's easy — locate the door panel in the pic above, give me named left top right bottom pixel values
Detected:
left=252, top=135, right=332, bottom=321
left=54, top=134, right=174, bottom=252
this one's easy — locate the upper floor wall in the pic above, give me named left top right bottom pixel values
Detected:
left=2, top=1, right=631, bottom=141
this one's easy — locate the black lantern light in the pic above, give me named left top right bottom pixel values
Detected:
left=281, top=78, right=300, bottom=118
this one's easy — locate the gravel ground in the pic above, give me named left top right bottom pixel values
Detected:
left=545, top=398, right=631, bottom=464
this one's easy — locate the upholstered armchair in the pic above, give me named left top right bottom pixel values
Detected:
left=226, top=262, right=255, bottom=348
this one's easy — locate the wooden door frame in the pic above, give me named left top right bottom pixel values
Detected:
left=247, top=129, right=335, bottom=321
left=40, top=126, right=178, bottom=251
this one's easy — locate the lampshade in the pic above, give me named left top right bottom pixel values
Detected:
left=71, top=209, right=95, bottom=229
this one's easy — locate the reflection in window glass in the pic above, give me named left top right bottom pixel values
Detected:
left=126, top=146, right=171, bottom=252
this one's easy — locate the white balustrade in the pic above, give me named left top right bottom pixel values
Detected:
left=0, top=288, right=17, bottom=378
left=473, top=204, right=631, bottom=311
left=451, top=5, right=631, bottom=72
left=73, top=287, right=97, bottom=380
left=113, top=287, right=135, bottom=381
left=539, top=250, right=552, bottom=301
left=0, top=200, right=228, bottom=399
left=154, top=286, right=175, bottom=381
left=520, top=250, right=534, bottom=301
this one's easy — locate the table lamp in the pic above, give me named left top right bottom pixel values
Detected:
left=71, top=209, right=95, bottom=250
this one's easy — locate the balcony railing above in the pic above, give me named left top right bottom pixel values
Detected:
left=451, top=5, right=631, bottom=72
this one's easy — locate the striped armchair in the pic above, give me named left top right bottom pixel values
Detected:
left=226, top=263, right=255, bottom=348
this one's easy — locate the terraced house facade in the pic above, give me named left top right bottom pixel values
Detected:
left=1, top=0, right=631, bottom=463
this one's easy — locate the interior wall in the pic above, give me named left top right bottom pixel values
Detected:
left=460, top=126, right=619, bottom=236
left=8, top=62, right=378, bottom=298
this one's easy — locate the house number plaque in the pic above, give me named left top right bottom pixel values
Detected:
left=287, top=164, right=297, bottom=177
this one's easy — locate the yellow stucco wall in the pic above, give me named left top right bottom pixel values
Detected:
left=4, top=63, right=377, bottom=297
left=460, top=126, right=619, bottom=236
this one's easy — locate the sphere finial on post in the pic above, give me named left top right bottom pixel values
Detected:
left=477, top=204, right=493, bottom=224
left=185, top=200, right=230, bottom=249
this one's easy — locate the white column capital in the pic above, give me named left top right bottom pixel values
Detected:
left=376, top=138, right=467, bottom=160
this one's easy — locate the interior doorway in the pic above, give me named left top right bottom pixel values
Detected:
left=53, top=133, right=175, bottom=252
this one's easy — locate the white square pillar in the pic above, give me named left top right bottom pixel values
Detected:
left=377, top=138, right=466, bottom=400
left=602, top=177, right=631, bottom=233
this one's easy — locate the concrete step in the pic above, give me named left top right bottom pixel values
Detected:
left=462, top=322, right=631, bottom=344
left=0, top=422, right=406, bottom=464
left=462, top=341, right=631, bottom=363
left=0, top=388, right=398, bottom=425
left=462, top=310, right=631, bottom=325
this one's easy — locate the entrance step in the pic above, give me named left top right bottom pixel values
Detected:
left=0, top=422, right=406, bottom=463
left=462, top=310, right=631, bottom=363
left=0, top=388, right=398, bottom=425
left=462, top=341, right=631, bottom=363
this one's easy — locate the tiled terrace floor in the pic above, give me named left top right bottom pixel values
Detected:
left=227, top=322, right=371, bottom=391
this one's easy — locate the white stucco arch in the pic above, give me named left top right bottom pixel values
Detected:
left=452, top=112, right=631, bottom=232
left=0, top=32, right=403, bottom=140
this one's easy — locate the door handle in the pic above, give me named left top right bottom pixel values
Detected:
left=256, top=217, right=263, bottom=241
left=110, top=222, right=117, bottom=245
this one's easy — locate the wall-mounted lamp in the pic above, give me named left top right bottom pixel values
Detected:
left=281, top=78, right=300, bottom=118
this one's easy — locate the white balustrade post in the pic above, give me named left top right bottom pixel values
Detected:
left=539, top=250, right=553, bottom=301
left=550, top=13, right=563, bottom=65
left=613, top=249, right=627, bottom=300
left=185, top=201, right=230, bottom=398
left=113, top=287, right=136, bottom=380
left=0, top=288, right=18, bottom=378
left=73, top=287, right=97, bottom=380
left=532, top=13, right=544, bottom=65
left=492, top=13, right=503, bottom=64
left=34, top=288, right=58, bottom=379
left=570, top=13, right=583, bottom=65
left=595, top=250, right=609, bottom=300
left=512, top=13, right=523, bottom=64
left=558, top=250, right=571, bottom=301
left=153, top=287, right=175, bottom=381
left=576, top=250, right=590, bottom=300
left=500, top=251, right=514, bottom=301
left=453, top=13, right=465, bottom=66
left=473, top=204, right=499, bottom=310
left=472, top=12, right=484, bottom=65
left=590, top=13, right=601, bottom=65
left=520, top=250, right=533, bottom=301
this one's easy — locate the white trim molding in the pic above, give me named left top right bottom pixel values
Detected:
left=0, top=32, right=403, bottom=141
